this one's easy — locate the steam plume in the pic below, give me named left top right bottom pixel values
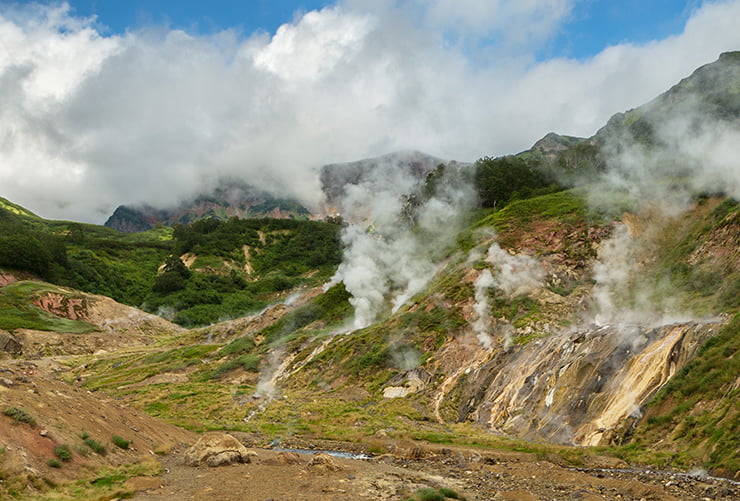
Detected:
left=331, top=161, right=475, bottom=329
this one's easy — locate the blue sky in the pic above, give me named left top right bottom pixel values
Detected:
left=64, top=1, right=330, bottom=38
left=1, top=0, right=738, bottom=221
left=60, top=0, right=698, bottom=60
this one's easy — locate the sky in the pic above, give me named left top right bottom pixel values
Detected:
left=0, top=0, right=738, bottom=223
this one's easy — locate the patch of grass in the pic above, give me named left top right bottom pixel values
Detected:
left=199, top=353, right=261, bottom=380
left=219, top=335, right=256, bottom=356
left=112, top=435, right=131, bottom=450
left=3, top=406, right=36, bottom=427
left=83, top=438, right=107, bottom=455
left=54, top=445, right=73, bottom=462
left=0, top=282, right=98, bottom=333
left=47, top=458, right=62, bottom=468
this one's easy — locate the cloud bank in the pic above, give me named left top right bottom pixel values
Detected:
left=1, top=0, right=740, bottom=222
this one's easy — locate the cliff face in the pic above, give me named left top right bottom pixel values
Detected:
left=447, top=320, right=723, bottom=446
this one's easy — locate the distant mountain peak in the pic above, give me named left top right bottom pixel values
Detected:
left=104, top=180, right=311, bottom=233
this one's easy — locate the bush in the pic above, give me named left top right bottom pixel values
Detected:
left=83, top=438, right=107, bottom=455
left=47, top=458, right=62, bottom=468
left=54, top=445, right=73, bottom=462
left=112, top=435, right=131, bottom=449
left=3, top=406, right=36, bottom=427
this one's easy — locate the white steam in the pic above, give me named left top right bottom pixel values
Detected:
left=2, top=2, right=740, bottom=221
left=471, top=242, right=545, bottom=348
left=331, top=163, right=475, bottom=329
left=485, top=243, right=545, bottom=296
left=591, top=224, right=638, bottom=325
left=472, top=269, right=496, bottom=349
left=589, top=223, right=693, bottom=329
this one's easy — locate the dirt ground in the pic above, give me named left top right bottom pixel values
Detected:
left=130, top=440, right=740, bottom=501
left=2, top=357, right=739, bottom=501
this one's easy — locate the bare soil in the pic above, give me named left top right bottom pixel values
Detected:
left=132, top=439, right=740, bottom=501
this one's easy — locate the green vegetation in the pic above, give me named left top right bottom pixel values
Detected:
left=0, top=282, right=98, bottom=333
left=46, top=458, right=62, bottom=468
left=112, top=436, right=131, bottom=450
left=0, top=460, right=163, bottom=500
left=144, top=217, right=342, bottom=327
left=3, top=406, right=36, bottom=427
left=474, top=155, right=562, bottom=209
left=54, top=445, right=73, bottom=462
left=83, top=438, right=107, bottom=455
left=631, top=314, right=740, bottom=473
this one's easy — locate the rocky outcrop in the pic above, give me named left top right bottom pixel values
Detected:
left=0, top=330, right=22, bottom=354
left=183, top=433, right=256, bottom=467
left=308, top=452, right=344, bottom=472
left=449, top=320, right=725, bottom=446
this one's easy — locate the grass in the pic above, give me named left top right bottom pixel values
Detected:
left=3, top=406, right=36, bottom=427
left=0, top=281, right=98, bottom=333
left=83, top=438, right=107, bottom=455
left=54, top=445, right=73, bottom=462
left=112, top=436, right=131, bottom=450
left=1, top=459, right=163, bottom=500
left=630, top=314, right=740, bottom=473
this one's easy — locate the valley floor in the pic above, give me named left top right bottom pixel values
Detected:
left=132, top=439, right=740, bottom=501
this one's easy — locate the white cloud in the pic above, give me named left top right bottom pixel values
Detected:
left=0, top=0, right=739, bottom=222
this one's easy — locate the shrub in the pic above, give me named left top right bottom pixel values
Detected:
left=83, top=438, right=106, bottom=455
left=47, top=458, right=62, bottom=468
left=54, top=445, right=73, bottom=462
left=112, top=435, right=131, bottom=450
left=3, top=406, right=36, bottom=427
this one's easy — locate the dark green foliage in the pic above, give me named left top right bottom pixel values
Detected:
left=54, top=445, right=73, bottom=462
left=112, top=435, right=131, bottom=449
left=474, top=155, right=560, bottom=209
left=152, top=270, right=187, bottom=293
left=3, top=406, right=36, bottom=426
left=146, top=217, right=342, bottom=327
left=0, top=234, right=54, bottom=278
left=64, top=242, right=170, bottom=305
left=47, top=458, right=62, bottom=468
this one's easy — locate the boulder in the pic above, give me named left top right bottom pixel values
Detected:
left=183, top=433, right=256, bottom=467
left=274, top=451, right=302, bottom=465
left=308, top=452, right=343, bottom=472
left=0, top=331, right=21, bottom=355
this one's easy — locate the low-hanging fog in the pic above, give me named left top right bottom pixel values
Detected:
left=2, top=0, right=740, bottom=222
